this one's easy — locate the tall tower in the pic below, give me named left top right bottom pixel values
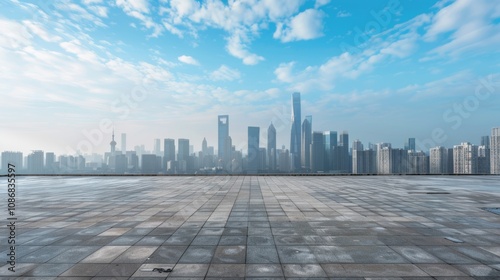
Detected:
left=110, top=130, right=117, bottom=154
left=310, top=132, right=325, bottom=173
left=218, top=115, right=229, bottom=165
left=491, top=127, right=500, bottom=174
left=290, top=92, right=301, bottom=171
left=268, top=123, right=277, bottom=171
left=248, top=126, right=260, bottom=173
left=202, top=137, right=208, bottom=155
left=301, top=115, right=312, bottom=170
left=323, top=131, right=337, bottom=171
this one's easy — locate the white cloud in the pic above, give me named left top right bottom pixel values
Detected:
left=210, top=65, right=241, bottom=81
left=115, top=0, right=163, bottom=37
left=23, top=21, right=62, bottom=42
left=315, top=0, right=331, bottom=8
left=337, top=10, right=351, bottom=18
left=226, top=31, right=264, bottom=65
left=424, top=0, right=500, bottom=58
left=178, top=55, right=199, bottom=65
left=274, top=62, right=296, bottom=83
left=0, top=19, right=32, bottom=48
left=274, top=9, right=325, bottom=42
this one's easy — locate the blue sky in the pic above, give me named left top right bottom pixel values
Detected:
left=1, top=0, right=499, bottom=156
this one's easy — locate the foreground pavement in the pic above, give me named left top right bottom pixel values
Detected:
left=1, top=175, right=500, bottom=279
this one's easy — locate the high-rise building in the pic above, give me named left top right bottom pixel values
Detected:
left=141, top=154, right=158, bottom=174
left=376, top=143, right=391, bottom=174
left=481, top=135, right=490, bottom=148
left=267, top=123, right=277, bottom=171
left=1, top=151, right=23, bottom=172
left=218, top=115, right=229, bottom=166
left=301, top=115, right=312, bottom=170
left=405, top=138, right=416, bottom=151
left=278, top=147, right=290, bottom=173
left=323, top=131, right=337, bottom=172
left=408, top=151, right=428, bottom=174
left=392, top=148, right=409, bottom=174
left=310, top=132, right=325, bottom=173
left=352, top=139, right=364, bottom=174
left=478, top=145, right=490, bottom=174
left=45, top=152, right=56, bottom=173
left=121, top=133, right=126, bottom=152
left=27, top=150, right=44, bottom=174
left=202, top=137, right=208, bottom=156
left=491, top=128, right=500, bottom=174
left=337, top=131, right=350, bottom=173
left=154, top=139, right=161, bottom=156
left=163, top=139, right=175, bottom=168
left=247, top=126, right=260, bottom=173
left=290, top=92, right=301, bottom=171
left=430, top=146, right=449, bottom=174
left=453, top=142, right=478, bottom=174
left=178, top=139, right=190, bottom=173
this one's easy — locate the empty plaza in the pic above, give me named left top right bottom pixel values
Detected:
left=1, top=175, right=500, bottom=279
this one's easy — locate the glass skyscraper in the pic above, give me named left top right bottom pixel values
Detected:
left=267, top=123, right=276, bottom=171
left=248, top=126, right=260, bottom=173
left=290, top=92, right=301, bottom=171
left=301, top=115, right=312, bottom=170
left=218, top=115, right=229, bottom=165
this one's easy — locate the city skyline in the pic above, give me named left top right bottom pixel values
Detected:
left=1, top=0, right=500, bottom=155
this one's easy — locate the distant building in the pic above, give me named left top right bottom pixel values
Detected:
left=278, top=148, right=290, bottom=173
left=392, top=148, right=409, bottom=174
left=154, top=139, right=161, bottom=156
left=491, top=128, right=500, bottom=174
left=301, top=116, right=312, bottom=170
left=218, top=115, right=229, bottom=167
left=164, top=138, right=175, bottom=167
left=337, top=131, right=350, bottom=173
left=27, top=150, right=44, bottom=174
left=121, top=133, right=126, bottom=152
left=110, top=130, right=117, bottom=154
left=453, top=142, right=478, bottom=174
left=1, top=151, right=23, bottom=172
left=408, top=151, right=429, bottom=174
left=478, top=145, right=490, bottom=174
left=405, top=138, right=416, bottom=152
left=290, top=92, right=301, bottom=171
left=178, top=139, right=190, bottom=172
left=267, top=123, right=277, bottom=171
left=376, top=143, right=392, bottom=174
left=310, top=131, right=325, bottom=173
left=430, top=146, right=450, bottom=174
left=45, top=152, right=56, bottom=173
left=141, top=154, right=158, bottom=174
left=323, top=131, right=337, bottom=172
left=247, top=126, right=260, bottom=173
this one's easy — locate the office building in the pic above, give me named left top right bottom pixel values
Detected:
left=310, top=132, right=325, bottom=173
left=408, top=151, right=429, bottom=174
left=164, top=138, right=175, bottom=168
left=141, top=154, right=158, bottom=174
left=278, top=148, right=290, bottom=172
left=301, top=115, right=312, bottom=170
left=154, top=139, right=161, bottom=156
left=337, top=131, right=350, bottom=173
left=392, top=148, right=409, bottom=174
left=218, top=115, right=229, bottom=166
left=290, top=92, right=301, bottom=170
left=247, top=126, right=260, bottom=173
left=478, top=145, right=490, bottom=174
left=405, top=138, right=416, bottom=151
left=121, top=133, right=126, bottom=152
left=323, top=131, right=337, bottom=172
left=267, top=123, right=277, bottom=170
left=178, top=138, right=190, bottom=162
left=491, top=128, right=500, bottom=174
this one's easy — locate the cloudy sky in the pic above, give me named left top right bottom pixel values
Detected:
left=1, top=0, right=499, bottom=156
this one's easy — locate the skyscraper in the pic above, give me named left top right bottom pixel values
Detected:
left=121, top=133, right=126, bottom=152
left=453, top=142, right=478, bottom=174
left=45, top=152, right=56, bottom=173
left=338, top=131, right=350, bottom=173
left=27, top=150, right=44, bottom=174
left=323, top=131, right=337, bottom=172
left=218, top=115, right=229, bottom=165
left=310, top=132, right=325, bottom=173
left=478, top=145, right=490, bottom=174
left=301, top=115, right=312, bottom=170
left=178, top=138, right=190, bottom=173
left=163, top=138, right=175, bottom=168
left=247, top=126, right=260, bottom=173
left=202, top=137, right=208, bottom=156
left=430, top=146, right=449, bottom=174
left=491, top=127, right=500, bottom=174
left=154, top=139, right=161, bottom=156
left=481, top=135, right=490, bottom=148
left=1, top=151, right=23, bottom=172
left=290, top=92, right=301, bottom=171
left=406, top=138, right=416, bottom=151
left=267, top=123, right=277, bottom=171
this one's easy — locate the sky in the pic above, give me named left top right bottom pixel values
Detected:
left=1, top=0, right=499, bottom=156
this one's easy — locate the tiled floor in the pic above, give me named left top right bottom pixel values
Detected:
left=1, top=175, right=500, bottom=279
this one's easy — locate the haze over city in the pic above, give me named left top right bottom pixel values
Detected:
left=1, top=0, right=499, bottom=156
